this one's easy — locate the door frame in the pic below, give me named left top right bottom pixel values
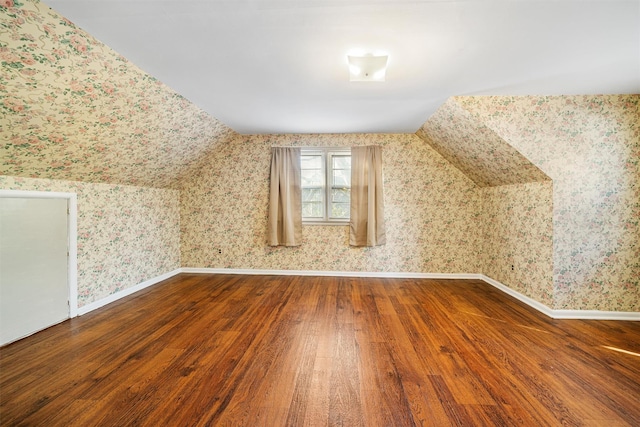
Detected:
left=0, top=190, right=78, bottom=318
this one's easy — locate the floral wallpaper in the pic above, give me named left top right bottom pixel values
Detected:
left=458, top=95, right=639, bottom=312
left=416, top=98, right=556, bottom=311
left=0, top=175, right=181, bottom=307
left=1, top=0, right=236, bottom=189
left=2, top=3, right=635, bottom=314
left=180, top=133, right=483, bottom=275
left=481, top=181, right=554, bottom=307
left=416, top=98, right=550, bottom=187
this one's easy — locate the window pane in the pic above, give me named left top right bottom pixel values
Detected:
left=331, top=202, right=350, bottom=219
left=331, top=188, right=350, bottom=203
left=333, top=155, right=351, bottom=169
left=301, top=170, right=323, bottom=186
left=302, top=202, right=323, bottom=218
left=301, top=149, right=350, bottom=222
left=332, top=169, right=351, bottom=186
left=301, top=155, right=322, bottom=169
left=303, top=187, right=323, bottom=202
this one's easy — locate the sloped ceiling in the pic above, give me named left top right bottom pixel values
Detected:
left=1, top=1, right=635, bottom=190
left=44, top=0, right=640, bottom=134
left=416, top=97, right=550, bottom=187
left=1, top=1, right=236, bottom=189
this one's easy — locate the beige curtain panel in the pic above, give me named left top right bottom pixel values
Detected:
left=350, top=145, right=386, bottom=246
left=268, top=147, right=303, bottom=246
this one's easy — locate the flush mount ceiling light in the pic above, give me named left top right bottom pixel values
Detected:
left=347, top=54, right=388, bottom=82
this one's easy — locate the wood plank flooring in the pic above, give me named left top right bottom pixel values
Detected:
left=1, top=274, right=639, bottom=426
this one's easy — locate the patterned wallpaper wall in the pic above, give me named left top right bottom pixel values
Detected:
left=458, top=95, right=639, bottom=311
left=417, top=98, right=555, bottom=311
left=2, top=3, right=636, bottom=313
left=0, top=175, right=181, bottom=307
left=481, top=182, right=554, bottom=306
left=1, top=0, right=236, bottom=189
left=417, top=98, right=550, bottom=187
left=180, top=133, right=483, bottom=274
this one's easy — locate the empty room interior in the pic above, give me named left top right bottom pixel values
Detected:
left=1, top=0, right=639, bottom=425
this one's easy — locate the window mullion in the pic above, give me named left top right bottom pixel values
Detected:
left=301, top=147, right=350, bottom=224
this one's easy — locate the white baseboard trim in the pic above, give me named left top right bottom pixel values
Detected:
left=77, top=269, right=182, bottom=316
left=75, top=268, right=639, bottom=321
left=183, top=268, right=639, bottom=321
left=480, top=275, right=640, bottom=321
left=480, top=275, right=556, bottom=318
left=548, top=310, right=640, bottom=321
left=180, top=267, right=481, bottom=280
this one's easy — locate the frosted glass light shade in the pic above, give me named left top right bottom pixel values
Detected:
left=347, top=55, right=388, bottom=82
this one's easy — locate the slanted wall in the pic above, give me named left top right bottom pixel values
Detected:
left=459, top=95, right=640, bottom=312
left=0, top=1, right=236, bottom=189
left=416, top=98, right=554, bottom=309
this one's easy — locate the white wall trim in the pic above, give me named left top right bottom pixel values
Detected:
left=0, top=190, right=79, bottom=318
left=182, top=268, right=638, bottom=321
left=68, top=195, right=78, bottom=317
left=480, top=274, right=556, bottom=317
left=77, top=269, right=181, bottom=316
left=546, top=310, right=640, bottom=321
left=180, top=267, right=481, bottom=280
left=74, top=267, right=639, bottom=321
left=479, top=275, right=640, bottom=321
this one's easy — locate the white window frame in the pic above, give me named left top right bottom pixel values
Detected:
left=301, top=147, right=351, bottom=225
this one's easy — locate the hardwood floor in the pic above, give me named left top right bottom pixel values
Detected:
left=1, top=274, right=639, bottom=426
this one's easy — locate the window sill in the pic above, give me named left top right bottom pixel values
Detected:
left=303, top=221, right=350, bottom=226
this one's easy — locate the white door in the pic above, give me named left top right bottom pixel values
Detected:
left=0, top=197, right=69, bottom=345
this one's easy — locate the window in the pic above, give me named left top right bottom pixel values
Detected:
left=301, top=148, right=351, bottom=224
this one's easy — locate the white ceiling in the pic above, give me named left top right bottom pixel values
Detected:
left=45, top=0, right=640, bottom=134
